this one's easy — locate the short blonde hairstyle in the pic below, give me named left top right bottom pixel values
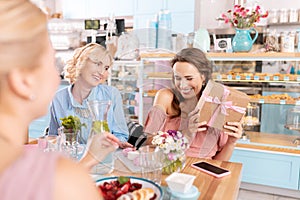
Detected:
left=64, top=43, right=113, bottom=84
left=0, top=0, right=48, bottom=73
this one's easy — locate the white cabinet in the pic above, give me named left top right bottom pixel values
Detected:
left=230, top=147, right=300, bottom=190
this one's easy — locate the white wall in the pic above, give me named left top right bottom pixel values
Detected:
left=259, top=0, right=300, bottom=10
left=196, top=0, right=300, bottom=30
left=49, top=0, right=300, bottom=31
left=60, top=0, right=134, bottom=18
left=51, top=0, right=194, bottom=34
left=133, top=0, right=195, bottom=34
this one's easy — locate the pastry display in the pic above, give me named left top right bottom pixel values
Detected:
left=146, top=89, right=158, bottom=96
left=213, top=72, right=298, bottom=81
left=249, top=93, right=300, bottom=105
left=242, top=116, right=260, bottom=126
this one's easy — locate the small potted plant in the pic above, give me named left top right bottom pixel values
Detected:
left=60, top=115, right=86, bottom=145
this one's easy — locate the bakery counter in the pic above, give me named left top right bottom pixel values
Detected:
left=231, top=131, right=300, bottom=192
left=237, top=131, right=300, bottom=154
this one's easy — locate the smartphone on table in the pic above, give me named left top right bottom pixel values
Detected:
left=191, top=161, right=231, bottom=178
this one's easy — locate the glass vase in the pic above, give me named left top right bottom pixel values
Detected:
left=87, top=100, right=114, bottom=175
left=162, top=151, right=186, bottom=175
left=59, top=127, right=81, bottom=160
left=232, top=28, right=258, bottom=52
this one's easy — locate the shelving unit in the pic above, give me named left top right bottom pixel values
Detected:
left=207, top=52, right=300, bottom=61
left=109, top=56, right=173, bottom=125
left=108, top=60, right=142, bottom=124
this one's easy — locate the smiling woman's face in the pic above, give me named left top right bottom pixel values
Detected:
left=173, top=61, right=205, bottom=99
left=79, top=57, right=110, bottom=86
left=76, top=45, right=112, bottom=87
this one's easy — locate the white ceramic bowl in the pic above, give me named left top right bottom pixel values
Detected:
left=165, top=172, right=196, bottom=193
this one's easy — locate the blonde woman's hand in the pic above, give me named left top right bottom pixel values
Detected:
left=86, top=132, right=119, bottom=162
left=118, top=141, right=134, bottom=149
left=223, top=121, right=243, bottom=144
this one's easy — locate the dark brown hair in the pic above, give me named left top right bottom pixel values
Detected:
left=169, top=48, right=212, bottom=117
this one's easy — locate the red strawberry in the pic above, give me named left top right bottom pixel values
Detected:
left=120, top=183, right=130, bottom=193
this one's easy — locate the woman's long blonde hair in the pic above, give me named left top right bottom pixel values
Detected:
left=64, top=43, right=113, bottom=84
left=0, top=0, right=48, bottom=73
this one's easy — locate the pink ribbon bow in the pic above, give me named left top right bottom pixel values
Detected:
left=203, top=87, right=246, bottom=126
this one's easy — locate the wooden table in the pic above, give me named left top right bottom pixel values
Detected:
left=111, top=156, right=243, bottom=200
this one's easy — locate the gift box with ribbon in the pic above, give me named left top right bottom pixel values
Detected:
left=197, top=80, right=249, bottom=131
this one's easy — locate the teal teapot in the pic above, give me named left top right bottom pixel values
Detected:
left=232, top=28, right=258, bottom=52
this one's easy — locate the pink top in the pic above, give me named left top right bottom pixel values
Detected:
left=0, top=146, right=61, bottom=200
left=144, top=106, right=228, bottom=158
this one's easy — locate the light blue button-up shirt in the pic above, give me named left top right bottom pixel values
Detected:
left=48, top=84, right=129, bottom=143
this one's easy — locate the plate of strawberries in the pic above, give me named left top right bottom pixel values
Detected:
left=96, top=176, right=162, bottom=200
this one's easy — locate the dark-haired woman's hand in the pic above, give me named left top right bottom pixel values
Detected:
left=223, top=121, right=243, bottom=144
left=187, top=108, right=208, bottom=134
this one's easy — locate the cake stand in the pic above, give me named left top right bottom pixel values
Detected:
left=241, top=103, right=260, bottom=141
left=284, top=107, right=300, bottom=146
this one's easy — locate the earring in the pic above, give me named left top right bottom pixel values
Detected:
left=29, top=94, right=36, bottom=101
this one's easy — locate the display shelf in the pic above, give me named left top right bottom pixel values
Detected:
left=210, top=52, right=300, bottom=137
left=267, top=22, right=300, bottom=27
left=204, top=48, right=300, bottom=193
left=143, top=92, right=157, bottom=97
left=207, top=52, right=300, bottom=61
left=110, top=57, right=173, bottom=124
left=213, top=72, right=300, bottom=82
left=109, top=60, right=144, bottom=124
left=111, top=77, right=137, bottom=81
left=215, top=79, right=300, bottom=83
left=140, top=52, right=175, bottom=59
left=249, top=99, right=300, bottom=105
left=112, top=52, right=300, bottom=126
left=237, top=131, right=300, bottom=153
left=145, top=72, right=172, bottom=79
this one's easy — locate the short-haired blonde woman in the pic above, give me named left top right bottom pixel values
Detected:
left=49, top=43, right=132, bottom=148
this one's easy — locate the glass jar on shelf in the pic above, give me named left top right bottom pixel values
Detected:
left=241, top=103, right=260, bottom=140
left=268, top=9, right=279, bottom=24
left=279, top=8, right=289, bottom=23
